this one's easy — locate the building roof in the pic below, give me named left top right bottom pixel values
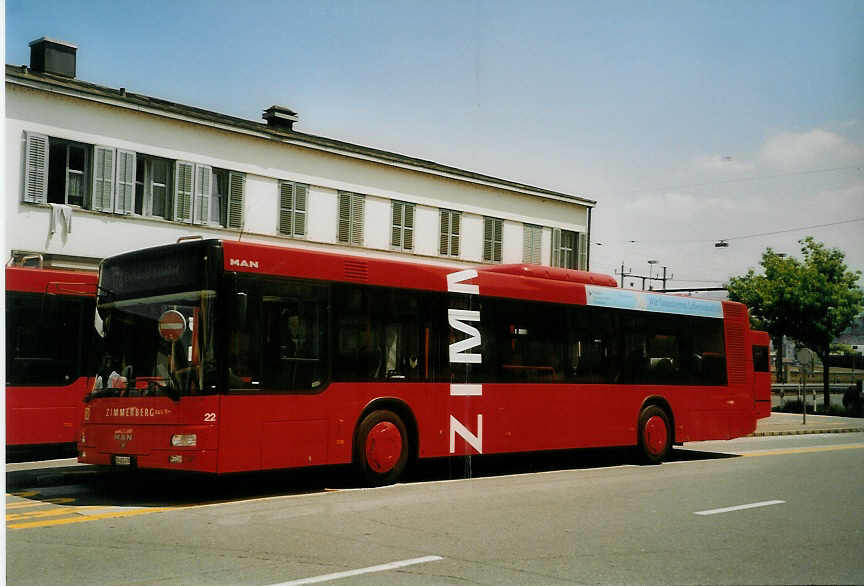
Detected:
left=6, top=64, right=596, bottom=207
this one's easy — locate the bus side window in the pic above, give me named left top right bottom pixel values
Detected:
left=5, top=291, right=82, bottom=386
left=332, top=284, right=431, bottom=383
left=228, top=280, right=263, bottom=390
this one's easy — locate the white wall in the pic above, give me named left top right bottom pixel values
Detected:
left=6, top=83, right=591, bottom=268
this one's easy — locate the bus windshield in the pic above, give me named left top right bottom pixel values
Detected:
left=91, top=290, right=217, bottom=399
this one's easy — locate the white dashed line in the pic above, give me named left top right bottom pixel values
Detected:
left=694, top=500, right=786, bottom=516
left=271, top=555, right=444, bottom=585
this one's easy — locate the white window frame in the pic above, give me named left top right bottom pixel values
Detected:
left=552, top=228, right=586, bottom=269
left=135, top=155, right=173, bottom=219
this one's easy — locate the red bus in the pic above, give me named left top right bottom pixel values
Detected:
left=6, top=265, right=100, bottom=449
left=79, top=239, right=771, bottom=484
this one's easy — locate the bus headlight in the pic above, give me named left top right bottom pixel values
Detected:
left=170, top=434, right=197, bottom=447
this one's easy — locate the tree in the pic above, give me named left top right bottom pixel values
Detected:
left=727, top=237, right=863, bottom=407
left=726, top=247, right=800, bottom=382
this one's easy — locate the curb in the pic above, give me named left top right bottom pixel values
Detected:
left=6, top=468, right=101, bottom=491
left=750, top=427, right=864, bottom=437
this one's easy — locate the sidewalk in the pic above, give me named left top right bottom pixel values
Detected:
left=752, top=412, right=864, bottom=437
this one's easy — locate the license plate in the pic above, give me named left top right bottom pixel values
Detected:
left=114, top=455, right=132, bottom=466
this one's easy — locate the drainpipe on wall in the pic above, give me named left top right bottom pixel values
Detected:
left=586, top=207, right=592, bottom=271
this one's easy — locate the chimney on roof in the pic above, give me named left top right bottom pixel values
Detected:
left=29, top=37, right=78, bottom=78
left=263, top=105, right=298, bottom=131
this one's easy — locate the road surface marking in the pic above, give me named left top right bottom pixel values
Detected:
left=6, top=498, right=75, bottom=509
left=272, top=555, right=445, bottom=585
left=739, top=444, right=864, bottom=457
left=6, top=507, right=86, bottom=521
left=694, top=500, right=785, bottom=516
left=7, top=507, right=175, bottom=530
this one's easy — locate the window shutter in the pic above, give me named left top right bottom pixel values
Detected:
left=577, top=231, right=588, bottom=270
left=483, top=218, right=493, bottom=261
left=551, top=228, right=562, bottom=267
left=493, top=220, right=502, bottom=262
left=523, top=224, right=541, bottom=264
left=194, top=164, right=212, bottom=225
left=294, top=183, right=307, bottom=237
left=115, top=150, right=136, bottom=214
left=391, top=201, right=403, bottom=248
left=23, top=132, right=49, bottom=204
left=484, top=217, right=501, bottom=262
left=338, top=192, right=364, bottom=245
left=92, top=146, right=116, bottom=212
left=439, top=210, right=450, bottom=255
left=338, top=191, right=351, bottom=243
left=350, top=193, right=365, bottom=246
left=451, top=211, right=460, bottom=257
left=174, top=161, right=194, bottom=223
left=279, top=181, right=294, bottom=235
left=226, top=172, right=245, bottom=229
left=403, top=203, right=414, bottom=251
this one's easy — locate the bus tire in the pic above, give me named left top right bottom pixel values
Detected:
left=637, top=405, right=672, bottom=465
left=354, top=410, right=409, bottom=487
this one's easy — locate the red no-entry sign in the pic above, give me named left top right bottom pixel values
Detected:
left=158, top=310, right=186, bottom=342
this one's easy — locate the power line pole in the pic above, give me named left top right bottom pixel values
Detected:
left=616, top=262, right=673, bottom=291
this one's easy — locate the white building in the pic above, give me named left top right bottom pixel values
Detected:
left=6, top=38, right=595, bottom=272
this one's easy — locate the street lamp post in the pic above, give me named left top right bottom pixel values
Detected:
left=647, top=260, right=658, bottom=290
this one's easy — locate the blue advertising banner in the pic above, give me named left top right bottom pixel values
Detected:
left=585, top=286, right=724, bottom=319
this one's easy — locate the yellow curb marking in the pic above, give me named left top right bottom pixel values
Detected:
left=6, top=507, right=89, bottom=521
left=5, top=498, right=76, bottom=509
left=741, top=444, right=864, bottom=457
left=8, top=507, right=175, bottom=530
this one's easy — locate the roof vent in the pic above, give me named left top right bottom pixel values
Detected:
left=29, top=37, right=77, bottom=78
left=263, top=105, right=298, bottom=131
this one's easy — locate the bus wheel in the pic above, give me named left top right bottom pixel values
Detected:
left=355, top=410, right=409, bottom=486
left=637, top=405, right=672, bottom=465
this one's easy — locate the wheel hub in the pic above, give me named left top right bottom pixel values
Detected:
left=365, top=421, right=403, bottom=474
left=644, top=415, right=668, bottom=456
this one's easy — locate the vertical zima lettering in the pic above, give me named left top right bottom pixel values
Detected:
left=447, top=270, right=483, bottom=454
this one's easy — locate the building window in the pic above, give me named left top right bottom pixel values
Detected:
left=22, top=132, right=245, bottom=229
left=20, top=131, right=94, bottom=207
left=338, top=191, right=365, bottom=246
left=483, top=217, right=503, bottom=263
left=134, top=155, right=173, bottom=219
left=391, top=201, right=415, bottom=252
left=523, top=224, right=542, bottom=264
left=279, top=181, right=308, bottom=237
left=439, top=209, right=461, bottom=257
left=23, top=132, right=90, bottom=206
left=552, top=229, right=588, bottom=270
left=212, top=170, right=229, bottom=226
left=48, top=140, right=89, bottom=207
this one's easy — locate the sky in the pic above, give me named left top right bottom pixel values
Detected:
left=5, top=0, right=863, bottom=293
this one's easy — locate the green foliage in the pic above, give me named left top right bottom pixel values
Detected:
left=830, top=343, right=855, bottom=356
left=727, top=237, right=864, bottom=404
left=727, top=237, right=863, bottom=348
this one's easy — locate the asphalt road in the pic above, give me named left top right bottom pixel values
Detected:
left=6, top=433, right=864, bottom=585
